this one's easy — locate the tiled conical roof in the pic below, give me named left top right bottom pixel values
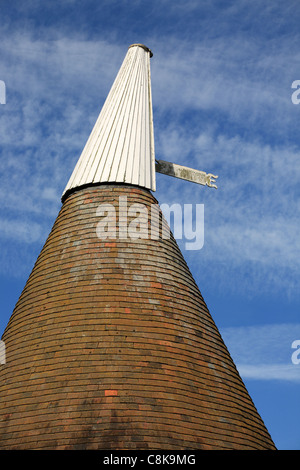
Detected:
left=0, top=186, right=276, bottom=449
left=0, top=45, right=276, bottom=450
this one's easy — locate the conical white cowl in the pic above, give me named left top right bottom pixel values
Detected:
left=62, top=44, right=156, bottom=201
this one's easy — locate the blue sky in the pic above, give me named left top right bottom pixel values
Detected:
left=0, top=0, right=299, bottom=450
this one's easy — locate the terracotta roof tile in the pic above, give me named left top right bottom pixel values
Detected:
left=0, top=185, right=276, bottom=450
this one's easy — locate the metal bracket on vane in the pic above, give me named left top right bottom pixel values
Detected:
left=155, top=160, right=218, bottom=189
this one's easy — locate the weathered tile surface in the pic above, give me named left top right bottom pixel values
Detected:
left=0, top=185, right=276, bottom=450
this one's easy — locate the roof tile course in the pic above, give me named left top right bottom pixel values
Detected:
left=0, top=185, right=276, bottom=449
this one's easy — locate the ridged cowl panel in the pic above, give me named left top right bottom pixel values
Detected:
left=0, top=185, right=276, bottom=450
left=62, top=45, right=155, bottom=201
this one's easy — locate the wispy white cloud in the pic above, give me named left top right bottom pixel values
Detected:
left=236, top=364, right=300, bottom=382
left=0, top=218, right=43, bottom=244
left=156, top=126, right=300, bottom=298
left=0, top=19, right=299, bottom=302
left=151, top=35, right=298, bottom=137
left=220, top=323, right=300, bottom=382
left=0, top=35, right=125, bottom=222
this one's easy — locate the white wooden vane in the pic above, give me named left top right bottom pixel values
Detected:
left=62, top=44, right=218, bottom=201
